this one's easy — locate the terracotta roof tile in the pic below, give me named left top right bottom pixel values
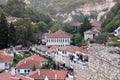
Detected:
left=59, top=46, right=88, bottom=54
left=47, top=30, right=72, bottom=38
left=27, top=69, right=67, bottom=80
left=0, top=50, right=13, bottom=62
left=0, top=71, right=33, bottom=80
left=90, top=19, right=101, bottom=27
left=16, top=55, right=47, bottom=69
left=84, top=28, right=100, bottom=34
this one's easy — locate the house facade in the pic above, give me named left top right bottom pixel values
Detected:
left=15, top=55, right=47, bottom=74
left=72, top=22, right=82, bottom=32
left=0, top=50, right=13, bottom=71
left=0, top=69, right=33, bottom=80
left=6, top=16, right=17, bottom=23
left=114, top=26, right=120, bottom=38
left=42, top=30, right=72, bottom=47
left=84, top=19, right=101, bottom=40
left=55, top=46, right=88, bottom=68
left=84, top=29, right=99, bottom=40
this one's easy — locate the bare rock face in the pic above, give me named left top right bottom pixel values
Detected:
left=74, top=44, right=120, bottom=80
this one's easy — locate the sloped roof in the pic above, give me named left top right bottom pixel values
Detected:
left=90, top=19, right=101, bottom=27
left=16, top=55, right=47, bottom=69
left=84, top=28, right=100, bottom=34
left=59, top=46, right=88, bottom=54
left=0, top=50, right=13, bottom=62
left=27, top=69, right=67, bottom=80
left=47, top=30, right=72, bottom=38
left=0, top=71, right=33, bottom=80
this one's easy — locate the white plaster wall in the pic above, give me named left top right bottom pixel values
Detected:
left=15, top=68, right=32, bottom=74
left=0, top=63, right=5, bottom=70
left=0, top=62, right=12, bottom=71
left=84, top=33, right=93, bottom=40
left=46, top=38, right=71, bottom=46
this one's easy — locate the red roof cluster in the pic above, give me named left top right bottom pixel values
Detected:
left=47, top=30, right=72, bottom=38
left=16, top=55, right=47, bottom=69
left=0, top=50, right=13, bottom=62
left=27, top=69, right=67, bottom=80
left=47, top=46, right=59, bottom=53
left=59, top=46, right=88, bottom=54
left=0, top=71, right=32, bottom=80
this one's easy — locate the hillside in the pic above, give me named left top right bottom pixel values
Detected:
left=28, top=0, right=116, bottom=22
left=101, top=3, right=120, bottom=32
left=0, top=0, right=116, bottom=23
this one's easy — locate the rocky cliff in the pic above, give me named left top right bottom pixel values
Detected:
left=26, top=0, right=116, bottom=22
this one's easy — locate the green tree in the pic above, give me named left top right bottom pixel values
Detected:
left=0, top=13, right=8, bottom=49
left=15, top=18, right=34, bottom=46
left=37, top=21, right=48, bottom=33
left=79, top=17, right=92, bottom=35
left=50, top=24, right=59, bottom=33
left=95, top=33, right=108, bottom=45
left=62, top=22, right=73, bottom=33
left=105, top=21, right=118, bottom=32
left=71, top=33, right=83, bottom=46
left=6, top=0, right=26, bottom=17
left=8, top=22, right=16, bottom=46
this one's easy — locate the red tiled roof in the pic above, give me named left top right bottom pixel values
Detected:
left=0, top=71, right=32, bottom=80
left=27, top=69, right=67, bottom=80
left=84, top=28, right=100, bottom=34
left=90, top=19, right=101, bottom=27
left=16, top=55, right=47, bottom=69
left=0, top=50, right=13, bottom=62
left=47, top=30, right=72, bottom=38
left=47, top=46, right=59, bottom=53
left=59, top=46, right=88, bottom=54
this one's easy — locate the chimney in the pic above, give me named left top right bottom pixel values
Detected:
left=37, top=69, right=40, bottom=76
left=4, top=49, right=6, bottom=54
left=23, top=58, right=26, bottom=64
left=44, top=76, right=49, bottom=80
left=11, top=67, right=15, bottom=76
left=55, top=74, right=57, bottom=80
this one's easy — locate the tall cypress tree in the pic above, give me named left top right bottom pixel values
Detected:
left=0, top=13, right=8, bottom=49
left=8, top=22, right=16, bottom=46
left=79, top=17, right=92, bottom=35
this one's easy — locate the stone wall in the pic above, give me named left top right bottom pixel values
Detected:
left=74, top=44, right=120, bottom=80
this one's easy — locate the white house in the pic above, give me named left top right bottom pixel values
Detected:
left=55, top=46, right=88, bottom=68
left=46, top=45, right=58, bottom=59
left=84, top=29, right=100, bottom=40
left=42, top=30, right=72, bottom=47
left=0, top=50, right=13, bottom=71
left=0, top=68, right=33, bottom=80
left=84, top=19, right=101, bottom=40
left=15, top=54, right=47, bottom=74
left=114, top=26, right=120, bottom=38
left=6, top=16, right=17, bottom=23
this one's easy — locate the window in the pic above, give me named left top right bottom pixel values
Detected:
left=18, top=69, right=20, bottom=72
left=24, top=70, right=27, bottom=73
left=28, top=70, right=30, bottom=72
left=5, top=63, right=8, bottom=67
